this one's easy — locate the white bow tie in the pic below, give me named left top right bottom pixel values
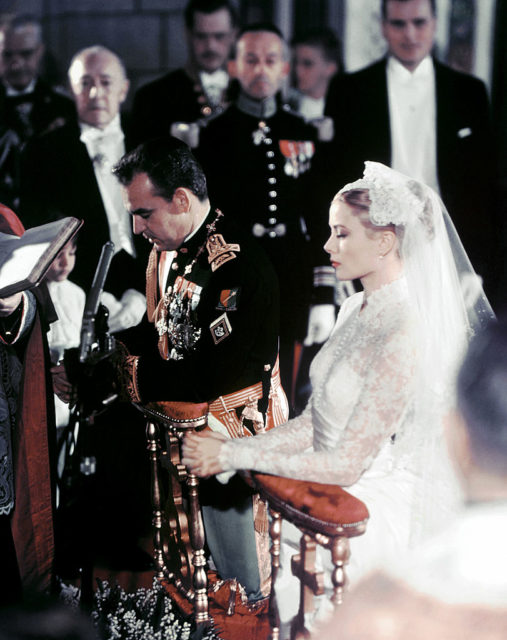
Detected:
left=200, top=69, right=229, bottom=91
left=80, top=123, right=124, bottom=147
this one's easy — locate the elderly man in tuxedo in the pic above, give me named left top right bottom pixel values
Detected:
left=19, top=46, right=151, bottom=575
left=20, top=45, right=147, bottom=307
left=324, top=0, right=499, bottom=302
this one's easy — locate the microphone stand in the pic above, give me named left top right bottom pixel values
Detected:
left=57, top=242, right=117, bottom=609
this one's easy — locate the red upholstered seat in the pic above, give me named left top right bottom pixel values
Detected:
left=252, top=473, right=369, bottom=537
left=135, top=400, right=209, bottom=427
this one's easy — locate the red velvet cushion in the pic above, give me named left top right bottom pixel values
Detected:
left=253, top=473, right=369, bottom=529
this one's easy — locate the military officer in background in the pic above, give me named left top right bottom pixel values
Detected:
left=196, top=23, right=335, bottom=409
left=130, top=0, right=238, bottom=147
left=112, top=136, right=288, bottom=602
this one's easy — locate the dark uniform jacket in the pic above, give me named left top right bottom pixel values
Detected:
left=196, top=101, right=329, bottom=343
left=130, top=67, right=230, bottom=147
left=0, top=79, right=75, bottom=210
left=19, top=120, right=148, bottom=299
left=324, top=57, right=499, bottom=293
left=131, top=210, right=280, bottom=405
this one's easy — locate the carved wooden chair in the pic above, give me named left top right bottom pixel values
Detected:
left=133, top=400, right=210, bottom=624
left=250, top=473, right=369, bottom=640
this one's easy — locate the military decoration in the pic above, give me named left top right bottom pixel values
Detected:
left=279, top=140, right=315, bottom=178
left=252, top=121, right=271, bottom=145
left=207, top=234, right=240, bottom=272
left=217, top=288, right=240, bottom=311
left=156, top=276, right=203, bottom=360
left=210, top=313, right=232, bottom=345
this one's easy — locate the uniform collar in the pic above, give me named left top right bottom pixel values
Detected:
left=236, top=90, right=277, bottom=119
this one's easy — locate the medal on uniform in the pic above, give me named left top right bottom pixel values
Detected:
left=252, top=120, right=271, bottom=145
left=279, top=140, right=315, bottom=177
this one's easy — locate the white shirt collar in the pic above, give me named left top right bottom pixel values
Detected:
left=387, top=55, right=433, bottom=82
left=5, top=78, right=37, bottom=97
left=79, top=113, right=124, bottom=143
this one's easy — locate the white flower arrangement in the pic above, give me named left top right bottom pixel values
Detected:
left=92, top=578, right=220, bottom=640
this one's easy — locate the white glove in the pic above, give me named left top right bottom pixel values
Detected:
left=304, top=304, right=336, bottom=347
left=102, top=289, right=146, bottom=333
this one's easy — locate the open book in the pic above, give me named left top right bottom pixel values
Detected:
left=0, top=217, right=83, bottom=297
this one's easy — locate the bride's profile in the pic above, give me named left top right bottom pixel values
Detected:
left=182, top=161, right=494, bottom=624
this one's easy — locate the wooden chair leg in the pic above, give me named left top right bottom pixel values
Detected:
left=290, top=533, right=324, bottom=640
left=329, top=535, right=350, bottom=607
left=187, top=472, right=209, bottom=623
left=268, top=508, right=282, bottom=640
left=146, top=420, right=165, bottom=579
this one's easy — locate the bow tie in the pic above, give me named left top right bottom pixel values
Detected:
left=200, top=69, right=229, bottom=91
left=79, top=124, right=124, bottom=147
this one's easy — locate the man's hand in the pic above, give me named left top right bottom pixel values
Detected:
left=0, top=292, right=23, bottom=317
left=182, top=431, right=228, bottom=477
left=51, top=362, right=74, bottom=404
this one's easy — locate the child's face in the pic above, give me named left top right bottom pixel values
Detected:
left=46, top=240, right=77, bottom=282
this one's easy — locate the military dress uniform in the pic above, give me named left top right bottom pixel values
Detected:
left=196, top=93, right=334, bottom=399
left=130, top=67, right=230, bottom=148
left=122, top=209, right=288, bottom=600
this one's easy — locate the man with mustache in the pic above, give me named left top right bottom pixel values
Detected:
left=196, top=24, right=334, bottom=412
left=131, top=0, right=238, bottom=147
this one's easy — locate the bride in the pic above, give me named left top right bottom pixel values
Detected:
left=182, top=161, right=493, bottom=621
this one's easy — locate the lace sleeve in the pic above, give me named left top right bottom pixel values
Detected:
left=219, top=308, right=416, bottom=486
left=220, top=405, right=314, bottom=469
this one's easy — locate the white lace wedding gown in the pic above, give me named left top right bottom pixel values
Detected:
left=219, top=278, right=460, bottom=623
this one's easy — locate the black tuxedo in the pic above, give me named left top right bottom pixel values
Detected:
left=130, top=67, right=230, bottom=147
left=0, top=79, right=76, bottom=210
left=19, top=120, right=148, bottom=298
left=324, top=57, right=499, bottom=293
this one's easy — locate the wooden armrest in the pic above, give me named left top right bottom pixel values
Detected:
left=252, top=472, right=369, bottom=538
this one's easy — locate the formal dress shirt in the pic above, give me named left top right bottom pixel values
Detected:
left=387, top=55, right=439, bottom=192
left=298, top=94, right=325, bottom=120
left=199, top=69, right=229, bottom=107
left=79, top=114, right=135, bottom=257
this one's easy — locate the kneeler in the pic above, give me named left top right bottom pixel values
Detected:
left=133, top=400, right=271, bottom=640
left=250, top=473, right=369, bottom=640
